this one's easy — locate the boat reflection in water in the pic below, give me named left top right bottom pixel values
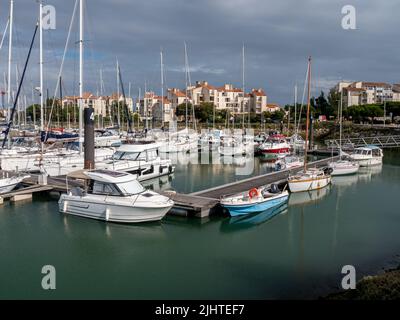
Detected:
left=357, top=164, right=383, bottom=183
left=288, top=186, right=331, bottom=207
left=220, top=204, right=288, bottom=233
left=332, top=173, right=359, bottom=189
left=142, top=174, right=174, bottom=193
left=62, top=214, right=166, bottom=240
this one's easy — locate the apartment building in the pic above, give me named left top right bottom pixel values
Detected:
left=62, top=93, right=133, bottom=118
left=187, top=81, right=264, bottom=114
left=340, top=81, right=400, bottom=107
left=137, top=92, right=175, bottom=123
left=136, top=81, right=270, bottom=124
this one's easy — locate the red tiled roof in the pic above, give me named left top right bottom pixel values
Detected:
left=344, top=87, right=364, bottom=92
left=251, top=89, right=266, bottom=97
left=361, top=82, right=391, bottom=88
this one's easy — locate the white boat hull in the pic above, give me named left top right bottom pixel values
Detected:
left=59, top=195, right=173, bottom=223
left=288, top=175, right=331, bottom=193
left=352, top=157, right=382, bottom=167
left=0, top=182, right=19, bottom=194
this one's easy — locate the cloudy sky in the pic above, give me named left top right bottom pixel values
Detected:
left=0, top=0, right=399, bottom=106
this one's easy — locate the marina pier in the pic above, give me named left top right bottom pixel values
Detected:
left=0, top=157, right=338, bottom=218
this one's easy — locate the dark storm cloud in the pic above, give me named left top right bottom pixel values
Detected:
left=0, top=0, right=399, bottom=105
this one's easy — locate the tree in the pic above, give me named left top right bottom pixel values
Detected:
left=328, top=88, right=340, bottom=116
left=344, top=104, right=384, bottom=123
left=175, top=102, right=193, bottom=119
left=194, top=102, right=214, bottom=123
left=313, top=91, right=335, bottom=118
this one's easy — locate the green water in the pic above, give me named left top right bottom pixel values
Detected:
left=1, top=150, right=400, bottom=299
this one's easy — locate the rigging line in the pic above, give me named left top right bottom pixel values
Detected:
left=2, top=22, right=38, bottom=150
left=44, top=0, right=78, bottom=138
left=0, top=18, right=10, bottom=52
left=296, top=63, right=309, bottom=134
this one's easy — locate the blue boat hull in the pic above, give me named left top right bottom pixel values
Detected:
left=223, top=194, right=289, bottom=217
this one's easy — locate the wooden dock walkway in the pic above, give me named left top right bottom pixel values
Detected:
left=191, top=157, right=337, bottom=199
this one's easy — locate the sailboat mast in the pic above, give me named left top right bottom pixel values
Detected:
left=116, top=59, right=121, bottom=130
left=160, top=48, right=164, bottom=127
left=144, top=81, right=148, bottom=130
left=339, top=89, right=343, bottom=158
left=304, top=56, right=312, bottom=171
left=78, top=0, right=84, bottom=154
left=242, top=44, right=245, bottom=130
left=7, top=0, right=13, bottom=123
left=294, top=84, right=297, bottom=132
left=39, top=1, right=44, bottom=132
left=184, top=43, right=188, bottom=130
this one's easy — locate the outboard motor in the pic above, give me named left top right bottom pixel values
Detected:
left=323, top=167, right=333, bottom=175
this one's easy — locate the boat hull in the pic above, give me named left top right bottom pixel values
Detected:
left=330, top=163, right=359, bottom=176
left=351, top=157, right=383, bottom=167
left=0, top=182, right=19, bottom=194
left=221, top=193, right=288, bottom=217
left=58, top=196, right=173, bottom=223
left=288, top=175, right=331, bottom=193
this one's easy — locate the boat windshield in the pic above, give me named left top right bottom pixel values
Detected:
left=112, top=151, right=124, bottom=160
left=121, top=152, right=141, bottom=160
left=117, top=180, right=145, bottom=195
left=112, top=151, right=141, bottom=161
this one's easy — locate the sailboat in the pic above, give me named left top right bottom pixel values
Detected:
left=328, top=90, right=359, bottom=176
left=287, top=57, right=332, bottom=193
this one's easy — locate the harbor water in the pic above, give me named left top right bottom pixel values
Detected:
left=1, top=150, right=400, bottom=299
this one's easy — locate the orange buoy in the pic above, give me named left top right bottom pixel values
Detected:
left=248, top=188, right=259, bottom=199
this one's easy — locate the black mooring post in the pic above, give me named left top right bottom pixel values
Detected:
left=84, top=107, right=95, bottom=170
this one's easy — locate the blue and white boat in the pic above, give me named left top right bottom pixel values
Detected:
left=220, top=184, right=289, bottom=217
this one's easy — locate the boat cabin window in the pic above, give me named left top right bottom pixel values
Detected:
left=136, top=152, right=147, bottom=161
left=117, top=180, right=145, bottom=195
left=92, top=181, right=121, bottom=196
left=147, top=150, right=158, bottom=161
left=372, top=149, right=381, bottom=156
left=112, top=151, right=124, bottom=160
left=121, top=152, right=140, bottom=160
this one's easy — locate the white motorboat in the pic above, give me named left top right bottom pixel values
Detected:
left=97, top=141, right=174, bottom=181
left=58, top=170, right=174, bottom=223
left=350, top=146, right=383, bottom=167
left=329, top=159, right=359, bottom=176
left=275, top=156, right=304, bottom=171
left=288, top=168, right=332, bottom=193
left=0, top=174, right=30, bottom=194
left=0, top=145, right=80, bottom=172
left=258, top=134, right=290, bottom=156
left=38, top=147, right=115, bottom=176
